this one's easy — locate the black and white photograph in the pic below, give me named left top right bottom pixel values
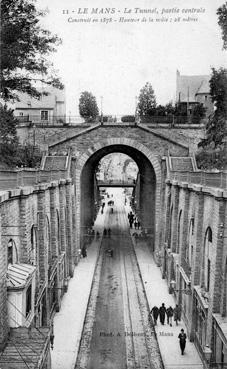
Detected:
left=0, top=0, right=227, bottom=368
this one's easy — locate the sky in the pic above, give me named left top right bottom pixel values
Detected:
left=36, top=0, right=227, bottom=116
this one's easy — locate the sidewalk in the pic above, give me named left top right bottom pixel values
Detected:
left=133, top=237, right=204, bottom=369
left=50, top=209, right=106, bottom=369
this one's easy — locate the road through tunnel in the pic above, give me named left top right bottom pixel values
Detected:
left=80, top=144, right=159, bottom=251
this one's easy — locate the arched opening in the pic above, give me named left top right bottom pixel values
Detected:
left=7, top=239, right=18, bottom=265
left=56, top=210, right=61, bottom=255
left=187, top=217, right=195, bottom=269
left=45, top=216, right=51, bottom=266
left=79, top=144, right=157, bottom=250
left=203, top=227, right=213, bottom=292
left=177, top=210, right=183, bottom=253
left=30, top=225, right=37, bottom=266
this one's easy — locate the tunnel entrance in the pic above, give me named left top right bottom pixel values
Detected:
left=79, top=144, right=158, bottom=251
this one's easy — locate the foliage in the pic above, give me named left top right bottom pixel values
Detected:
left=16, top=143, right=42, bottom=167
left=0, top=105, right=19, bottom=165
left=137, top=82, right=156, bottom=117
left=217, top=2, right=227, bottom=49
left=199, top=68, right=227, bottom=149
left=191, top=103, right=206, bottom=124
left=1, top=0, right=64, bottom=101
left=196, top=148, right=227, bottom=170
left=121, top=115, right=135, bottom=122
left=79, top=91, right=99, bottom=121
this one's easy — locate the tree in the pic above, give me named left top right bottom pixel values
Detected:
left=191, top=103, right=206, bottom=124
left=1, top=0, right=64, bottom=101
left=0, top=105, right=19, bottom=165
left=79, top=91, right=99, bottom=121
left=199, top=68, right=227, bottom=149
left=137, top=82, right=156, bottom=117
left=217, top=2, right=227, bottom=49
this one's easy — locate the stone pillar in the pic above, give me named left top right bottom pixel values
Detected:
left=37, top=185, right=48, bottom=283
left=19, top=189, right=32, bottom=263
left=49, top=182, right=58, bottom=261
left=193, top=187, right=204, bottom=286
left=0, top=203, right=9, bottom=349
left=65, top=179, right=74, bottom=277
left=71, top=189, right=79, bottom=265
left=59, top=180, right=67, bottom=255
left=170, top=181, right=180, bottom=253
left=36, top=184, right=49, bottom=325
left=163, top=181, right=172, bottom=247
left=180, top=184, right=190, bottom=263
left=206, top=193, right=225, bottom=347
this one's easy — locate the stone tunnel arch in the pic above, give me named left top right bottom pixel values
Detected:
left=73, top=138, right=162, bottom=252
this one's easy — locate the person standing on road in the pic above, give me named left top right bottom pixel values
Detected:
left=159, top=303, right=166, bottom=325
left=178, top=328, right=187, bottom=355
left=166, top=306, right=173, bottom=326
left=150, top=306, right=159, bottom=325
left=174, top=304, right=181, bottom=326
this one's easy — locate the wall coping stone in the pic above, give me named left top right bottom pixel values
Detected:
left=202, top=187, right=223, bottom=198
left=59, top=179, right=66, bottom=186
left=0, top=191, right=9, bottom=203
left=9, top=189, right=22, bottom=198
left=21, top=187, right=34, bottom=196
left=50, top=181, right=58, bottom=188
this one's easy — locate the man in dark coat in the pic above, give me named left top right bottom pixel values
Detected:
left=178, top=328, right=187, bottom=355
left=159, top=303, right=167, bottom=325
left=150, top=306, right=159, bottom=325
left=166, top=306, right=174, bottom=326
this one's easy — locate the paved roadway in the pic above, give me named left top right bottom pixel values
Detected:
left=76, top=203, right=163, bottom=369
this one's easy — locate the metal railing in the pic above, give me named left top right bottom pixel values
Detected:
left=170, top=170, right=227, bottom=190
left=0, top=169, right=69, bottom=190
left=15, top=114, right=205, bottom=127
left=97, top=179, right=136, bottom=187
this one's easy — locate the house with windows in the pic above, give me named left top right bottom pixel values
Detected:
left=13, top=86, right=66, bottom=125
left=176, top=70, right=214, bottom=117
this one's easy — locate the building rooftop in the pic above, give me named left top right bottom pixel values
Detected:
left=14, top=86, right=65, bottom=110
left=176, top=71, right=210, bottom=102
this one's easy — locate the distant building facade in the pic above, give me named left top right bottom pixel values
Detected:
left=176, top=70, right=214, bottom=117
left=13, top=86, right=66, bottom=125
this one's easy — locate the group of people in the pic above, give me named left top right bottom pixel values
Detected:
left=149, top=303, right=187, bottom=355
left=128, top=211, right=141, bottom=229
left=103, top=228, right=111, bottom=237
left=150, top=303, right=181, bottom=326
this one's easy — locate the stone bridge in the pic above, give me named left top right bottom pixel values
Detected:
left=42, top=123, right=194, bottom=251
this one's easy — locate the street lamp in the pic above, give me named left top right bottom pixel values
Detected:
left=100, top=96, right=103, bottom=125
left=170, top=280, right=192, bottom=295
left=135, top=96, right=138, bottom=125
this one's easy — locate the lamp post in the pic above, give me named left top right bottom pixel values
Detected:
left=135, top=96, right=138, bottom=125
left=100, top=96, right=103, bottom=125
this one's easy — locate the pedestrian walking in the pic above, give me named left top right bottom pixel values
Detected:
left=107, top=228, right=111, bottom=237
left=81, top=246, right=87, bottom=258
left=178, top=328, right=187, bottom=355
left=150, top=306, right=159, bottom=325
left=174, top=304, right=181, bottom=326
left=166, top=306, right=174, bottom=326
left=159, top=303, right=166, bottom=325
left=103, top=228, right=107, bottom=237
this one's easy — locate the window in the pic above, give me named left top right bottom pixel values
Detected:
left=26, top=284, right=32, bottom=317
left=41, top=110, right=49, bottom=121
left=19, top=112, right=24, bottom=116
left=8, top=239, right=18, bottom=265
left=30, top=226, right=37, bottom=265
left=204, top=227, right=212, bottom=291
